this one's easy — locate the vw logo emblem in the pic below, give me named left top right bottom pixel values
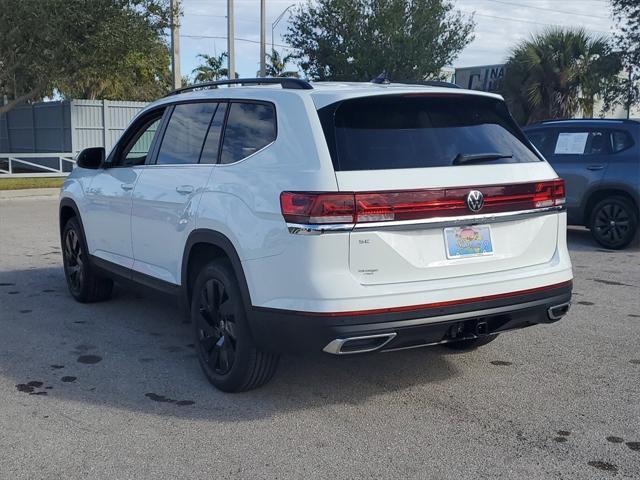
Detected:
left=466, top=190, right=484, bottom=212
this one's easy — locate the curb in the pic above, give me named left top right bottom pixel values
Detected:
left=0, top=188, right=60, bottom=199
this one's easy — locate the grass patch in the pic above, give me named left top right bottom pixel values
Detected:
left=0, top=177, right=65, bottom=190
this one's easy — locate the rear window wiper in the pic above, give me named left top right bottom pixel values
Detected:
left=453, top=152, right=513, bottom=165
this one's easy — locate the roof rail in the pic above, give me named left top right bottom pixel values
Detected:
left=538, top=118, right=639, bottom=124
left=410, top=80, right=461, bottom=89
left=165, top=77, right=313, bottom=96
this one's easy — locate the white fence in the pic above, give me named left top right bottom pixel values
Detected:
left=0, top=99, right=148, bottom=178
left=0, top=99, right=148, bottom=154
left=0, top=153, right=75, bottom=177
left=71, top=100, right=148, bottom=154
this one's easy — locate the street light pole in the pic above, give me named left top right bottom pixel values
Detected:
left=271, top=4, right=295, bottom=53
left=260, top=0, right=266, bottom=77
left=227, top=0, right=235, bottom=80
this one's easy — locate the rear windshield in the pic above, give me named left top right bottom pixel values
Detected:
left=318, top=94, right=541, bottom=171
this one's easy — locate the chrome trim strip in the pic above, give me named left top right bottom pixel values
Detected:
left=286, top=206, right=564, bottom=235
left=287, top=223, right=355, bottom=235
left=323, top=333, right=397, bottom=355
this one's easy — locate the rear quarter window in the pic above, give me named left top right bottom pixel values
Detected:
left=526, top=129, right=556, bottom=157
left=611, top=130, right=634, bottom=153
left=220, top=102, right=276, bottom=164
left=318, top=94, right=541, bottom=171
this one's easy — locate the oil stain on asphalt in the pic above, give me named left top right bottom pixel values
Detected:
left=77, top=355, right=102, bottom=364
left=145, top=393, right=195, bottom=406
left=587, top=461, right=618, bottom=473
left=15, top=381, right=49, bottom=396
left=589, top=278, right=634, bottom=287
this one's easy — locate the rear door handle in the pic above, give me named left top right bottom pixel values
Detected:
left=121, top=183, right=134, bottom=191
left=176, top=185, right=194, bottom=194
left=586, top=164, right=604, bottom=171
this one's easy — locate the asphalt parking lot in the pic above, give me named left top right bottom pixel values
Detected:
left=1, top=192, right=639, bottom=479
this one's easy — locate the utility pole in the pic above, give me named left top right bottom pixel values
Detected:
left=259, top=0, right=266, bottom=77
left=170, top=0, right=181, bottom=89
left=227, top=0, right=235, bottom=80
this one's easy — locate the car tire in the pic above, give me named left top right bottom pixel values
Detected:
left=62, top=217, right=114, bottom=303
left=191, top=259, right=279, bottom=392
left=443, top=335, right=498, bottom=351
left=589, top=196, right=638, bottom=250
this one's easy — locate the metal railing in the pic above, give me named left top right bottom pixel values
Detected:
left=0, top=153, right=75, bottom=177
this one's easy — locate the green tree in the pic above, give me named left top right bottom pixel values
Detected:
left=502, top=28, right=621, bottom=124
left=192, top=53, right=231, bottom=82
left=607, top=0, right=640, bottom=113
left=264, top=50, right=299, bottom=78
left=284, top=0, right=474, bottom=81
left=0, top=0, right=171, bottom=114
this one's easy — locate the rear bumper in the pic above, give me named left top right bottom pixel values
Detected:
left=247, top=281, right=572, bottom=354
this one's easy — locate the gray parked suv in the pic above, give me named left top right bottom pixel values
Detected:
left=524, top=119, right=639, bottom=249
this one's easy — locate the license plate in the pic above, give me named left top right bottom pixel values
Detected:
left=444, top=225, right=494, bottom=259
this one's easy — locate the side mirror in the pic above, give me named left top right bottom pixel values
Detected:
left=76, top=147, right=105, bottom=169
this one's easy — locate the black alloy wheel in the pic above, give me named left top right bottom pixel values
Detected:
left=191, top=260, right=279, bottom=392
left=63, top=227, right=84, bottom=296
left=61, top=217, right=113, bottom=303
left=196, top=278, right=238, bottom=375
left=590, top=197, right=638, bottom=250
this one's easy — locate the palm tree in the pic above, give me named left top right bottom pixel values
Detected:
left=502, top=28, right=620, bottom=124
left=192, top=53, right=230, bottom=82
left=265, top=49, right=299, bottom=78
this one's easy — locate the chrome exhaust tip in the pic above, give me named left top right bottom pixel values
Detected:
left=323, top=332, right=397, bottom=355
left=548, top=302, right=571, bottom=320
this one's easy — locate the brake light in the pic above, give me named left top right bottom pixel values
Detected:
left=280, top=192, right=355, bottom=224
left=280, top=179, right=565, bottom=225
left=552, top=178, right=566, bottom=206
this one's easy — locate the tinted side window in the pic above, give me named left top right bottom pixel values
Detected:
left=117, top=110, right=165, bottom=167
left=220, top=102, right=276, bottom=164
left=199, top=103, right=227, bottom=164
left=526, top=129, right=555, bottom=156
left=553, top=129, right=610, bottom=156
left=611, top=130, right=634, bottom=153
left=156, top=103, right=217, bottom=165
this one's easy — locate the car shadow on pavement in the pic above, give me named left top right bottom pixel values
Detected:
left=1, top=266, right=461, bottom=421
left=567, top=226, right=640, bottom=252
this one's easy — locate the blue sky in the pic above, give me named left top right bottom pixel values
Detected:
left=178, top=0, right=618, bottom=79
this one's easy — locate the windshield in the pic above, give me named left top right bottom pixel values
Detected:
left=318, top=94, right=541, bottom=171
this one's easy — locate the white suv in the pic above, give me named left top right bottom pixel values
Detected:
left=60, top=78, right=573, bottom=392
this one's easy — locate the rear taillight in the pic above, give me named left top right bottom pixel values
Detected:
left=280, top=179, right=566, bottom=225
left=280, top=192, right=355, bottom=224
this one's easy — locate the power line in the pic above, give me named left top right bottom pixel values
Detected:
left=469, top=12, right=615, bottom=35
left=181, top=34, right=299, bottom=51
left=182, top=11, right=260, bottom=23
left=481, top=0, right=611, bottom=20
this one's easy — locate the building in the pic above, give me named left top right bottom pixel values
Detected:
left=453, top=64, right=639, bottom=119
